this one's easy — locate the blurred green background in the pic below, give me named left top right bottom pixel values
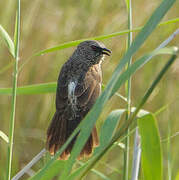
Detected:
left=0, top=0, right=179, bottom=179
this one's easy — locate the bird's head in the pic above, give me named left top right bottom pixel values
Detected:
left=74, top=40, right=111, bottom=65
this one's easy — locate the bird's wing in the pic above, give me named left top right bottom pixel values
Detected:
left=75, top=64, right=102, bottom=111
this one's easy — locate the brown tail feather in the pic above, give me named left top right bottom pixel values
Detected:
left=46, top=111, right=99, bottom=160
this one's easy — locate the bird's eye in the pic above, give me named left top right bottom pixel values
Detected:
left=91, top=45, right=100, bottom=51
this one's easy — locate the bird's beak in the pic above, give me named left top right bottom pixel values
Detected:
left=102, top=48, right=111, bottom=56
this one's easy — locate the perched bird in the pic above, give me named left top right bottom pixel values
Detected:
left=46, top=40, right=111, bottom=160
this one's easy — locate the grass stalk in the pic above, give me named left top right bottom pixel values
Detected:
left=6, top=0, right=20, bottom=180
left=167, top=112, right=172, bottom=180
left=124, top=0, right=132, bottom=179
left=131, top=128, right=141, bottom=180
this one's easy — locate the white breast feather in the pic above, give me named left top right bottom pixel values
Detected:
left=68, top=81, right=76, bottom=100
left=68, top=81, right=77, bottom=119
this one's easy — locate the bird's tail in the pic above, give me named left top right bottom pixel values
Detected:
left=46, top=111, right=99, bottom=160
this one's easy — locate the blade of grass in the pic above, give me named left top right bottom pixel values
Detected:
left=156, top=28, right=179, bottom=50
left=124, top=0, right=133, bottom=179
left=0, top=82, right=126, bottom=104
left=0, top=82, right=127, bottom=105
left=0, top=25, right=15, bottom=57
left=18, top=18, right=179, bottom=72
left=138, top=114, right=162, bottom=180
left=32, top=18, right=179, bottom=57
left=78, top=53, right=178, bottom=180
left=0, top=82, right=56, bottom=95
left=6, top=0, right=20, bottom=180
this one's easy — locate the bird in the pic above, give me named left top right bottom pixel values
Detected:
left=46, top=40, right=111, bottom=160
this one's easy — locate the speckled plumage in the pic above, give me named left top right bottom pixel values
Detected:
left=46, top=40, right=111, bottom=160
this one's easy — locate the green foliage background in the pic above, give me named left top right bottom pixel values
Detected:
left=0, top=0, right=178, bottom=179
